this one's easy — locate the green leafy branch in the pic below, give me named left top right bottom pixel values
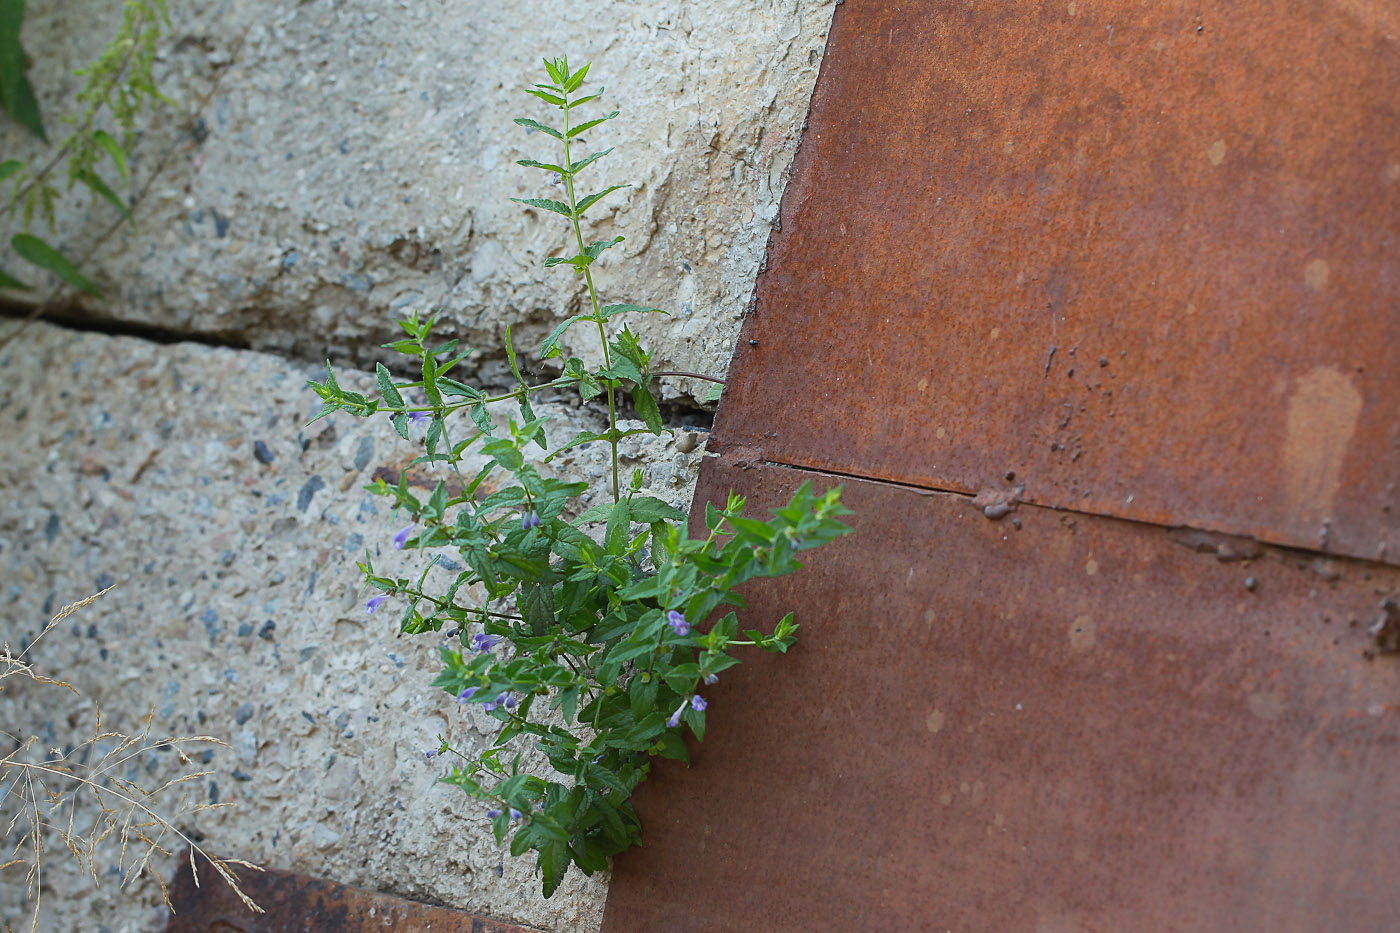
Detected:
left=0, top=0, right=172, bottom=296
left=305, top=56, right=854, bottom=898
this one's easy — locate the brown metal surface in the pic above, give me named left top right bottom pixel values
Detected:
left=165, top=857, right=540, bottom=933
left=603, top=458, right=1400, bottom=932
left=716, top=0, right=1400, bottom=563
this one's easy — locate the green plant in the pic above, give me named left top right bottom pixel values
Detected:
left=0, top=0, right=171, bottom=295
left=307, top=56, right=851, bottom=897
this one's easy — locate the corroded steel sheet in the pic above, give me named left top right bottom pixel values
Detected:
left=165, top=857, right=539, bottom=933
left=715, top=0, right=1400, bottom=564
left=602, top=458, right=1400, bottom=932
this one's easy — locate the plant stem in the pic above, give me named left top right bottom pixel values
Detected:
left=651, top=370, right=725, bottom=385
left=559, top=90, right=620, bottom=502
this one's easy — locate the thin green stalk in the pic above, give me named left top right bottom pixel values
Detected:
left=560, top=89, right=620, bottom=502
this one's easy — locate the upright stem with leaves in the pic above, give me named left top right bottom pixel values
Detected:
left=305, top=56, right=853, bottom=898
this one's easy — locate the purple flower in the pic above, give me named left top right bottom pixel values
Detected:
left=483, top=693, right=512, bottom=712
left=668, top=700, right=686, bottom=729
left=486, top=808, right=501, bottom=819
left=667, top=610, right=690, bottom=637
left=471, top=632, right=503, bottom=653
left=510, top=807, right=523, bottom=820
left=690, top=695, right=707, bottom=712
left=407, top=411, right=429, bottom=425
left=366, top=595, right=389, bottom=614
left=443, top=628, right=459, bottom=639
left=393, top=525, right=414, bottom=549
left=457, top=687, right=477, bottom=704
left=504, top=694, right=517, bottom=710
left=703, top=672, right=719, bottom=685
left=424, top=749, right=438, bottom=760
left=521, top=510, right=541, bottom=530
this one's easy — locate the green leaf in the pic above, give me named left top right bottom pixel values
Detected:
left=513, top=117, right=564, bottom=140
left=469, top=401, right=493, bottom=435
left=92, top=130, right=128, bottom=184
left=539, top=839, right=570, bottom=898
left=545, top=429, right=604, bottom=462
left=575, top=184, right=630, bottom=215
left=628, top=496, right=685, bottom=523
left=509, top=196, right=573, bottom=218
left=11, top=234, right=100, bottom=296
left=0, top=159, right=23, bottom=184
left=563, top=61, right=591, bottom=93
left=703, top=383, right=724, bottom=402
left=563, top=358, right=603, bottom=401
left=504, top=324, right=527, bottom=386
left=541, top=58, right=565, bottom=86
left=568, top=147, right=612, bottom=174
left=376, top=363, right=404, bottom=408
left=525, top=88, right=566, bottom=106
left=605, top=497, right=631, bottom=554
left=0, top=1, right=45, bottom=142
left=582, top=236, right=623, bottom=260
left=631, top=382, right=663, bottom=433
left=567, top=111, right=619, bottom=138
left=541, top=315, right=585, bottom=359
left=0, top=266, right=30, bottom=290
left=600, top=303, right=665, bottom=319
left=78, top=171, right=129, bottom=219
left=422, top=350, right=443, bottom=406
left=516, top=158, right=567, bottom=174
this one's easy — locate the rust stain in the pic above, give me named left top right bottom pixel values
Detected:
left=712, top=0, right=1400, bottom=563
left=601, top=462, right=1400, bottom=932
left=1282, top=365, right=1362, bottom=530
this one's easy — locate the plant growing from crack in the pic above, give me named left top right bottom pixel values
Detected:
left=307, top=56, right=851, bottom=897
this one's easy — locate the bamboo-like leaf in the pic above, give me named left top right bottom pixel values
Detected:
left=78, top=170, right=131, bottom=220
left=513, top=117, right=563, bottom=140
left=525, top=88, right=566, bottom=107
left=575, top=184, right=629, bottom=215
left=563, top=61, right=591, bottom=93
left=566, top=111, right=619, bottom=139
left=516, top=159, right=567, bottom=174
left=509, top=196, right=573, bottom=218
left=600, top=303, right=665, bottom=318
left=92, top=130, right=128, bottom=184
left=0, top=265, right=31, bottom=290
left=541, top=314, right=586, bottom=358
left=569, top=148, right=612, bottom=174
left=11, top=234, right=100, bottom=296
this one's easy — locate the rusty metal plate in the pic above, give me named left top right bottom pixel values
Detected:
left=165, top=857, right=540, bottom=933
left=716, top=0, right=1400, bottom=563
left=601, top=457, right=1400, bottom=932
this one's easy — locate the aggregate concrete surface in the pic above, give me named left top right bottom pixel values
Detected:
left=5, top=0, right=837, bottom=403
left=0, top=324, right=708, bottom=931
left=0, top=1, right=835, bottom=928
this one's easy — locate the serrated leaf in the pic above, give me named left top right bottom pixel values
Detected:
left=583, top=236, right=623, bottom=260
left=628, top=496, right=685, bottom=523
left=513, top=117, right=563, bottom=140
left=575, top=184, right=629, bottom=215
left=92, top=130, right=128, bottom=184
left=567, top=111, right=619, bottom=138
left=600, top=303, right=665, bottom=318
left=470, top=401, right=493, bottom=435
left=376, top=363, right=404, bottom=408
left=541, top=315, right=585, bottom=359
left=563, top=61, right=591, bottom=93
left=516, top=158, right=567, bottom=173
left=631, top=382, right=663, bottom=433
left=11, top=234, right=99, bottom=296
left=78, top=170, right=130, bottom=220
left=569, top=147, right=612, bottom=174
left=0, top=265, right=28, bottom=290
left=509, top=196, right=573, bottom=218
left=545, top=429, right=605, bottom=463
